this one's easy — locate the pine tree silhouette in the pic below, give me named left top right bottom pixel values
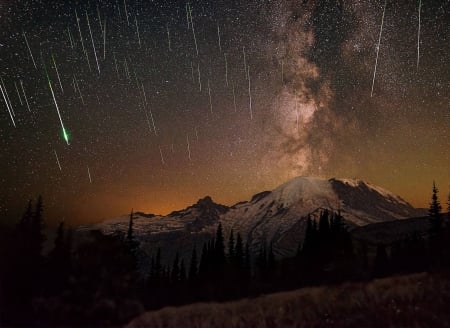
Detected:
left=171, top=252, right=180, bottom=283
left=234, top=233, right=244, bottom=268
left=429, top=181, right=442, bottom=233
left=180, top=259, right=186, bottom=282
left=228, top=229, right=235, bottom=259
left=215, top=223, right=225, bottom=263
left=188, top=247, right=198, bottom=281
left=31, top=195, right=45, bottom=260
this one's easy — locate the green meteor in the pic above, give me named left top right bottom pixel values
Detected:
left=62, top=128, right=70, bottom=144
left=46, top=72, right=70, bottom=145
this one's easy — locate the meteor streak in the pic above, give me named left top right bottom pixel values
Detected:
left=159, top=146, right=165, bottom=165
left=232, top=82, right=237, bottom=112
left=0, top=82, right=15, bottom=127
left=86, top=11, right=101, bottom=74
left=248, top=66, right=252, bottom=120
left=188, top=4, right=199, bottom=56
left=52, top=53, right=64, bottom=93
left=1, top=78, right=14, bottom=117
left=208, top=80, right=213, bottom=114
left=14, top=81, right=23, bottom=105
left=54, top=150, right=62, bottom=171
left=417, top=0, right=421, bottom=70
left=46, top=72, right=70, bottom=145
left=167, top=24, right=172, bottom=51
left=371, top=0, right=387, bottom=97
left=23, top=32, right=37, bottom=69
left=217, top=22, right=222, bottom=52
left=124, top=0, right=129, bottom=26
left=136, top=16, right=141, bottom=48
left=20, top=80, right=31, bottom=112
left=75, top=9, right=92, bottom=71
left=224, top=53, right=229, bottom=86
left=186, top=134, right=191, bottom=160
left=87, top=166, right=92, bottom=183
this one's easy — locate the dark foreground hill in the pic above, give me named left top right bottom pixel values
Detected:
left=128, top=272, right=450, bottom=328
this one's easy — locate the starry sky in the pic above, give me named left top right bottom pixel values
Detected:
left=0, top=0, right=449, bottom=225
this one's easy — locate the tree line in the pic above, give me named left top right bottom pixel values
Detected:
left=0, top=183, right=449, bottom=326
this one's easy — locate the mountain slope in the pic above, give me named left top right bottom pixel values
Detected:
left=77, top=177, right=425, bottom=260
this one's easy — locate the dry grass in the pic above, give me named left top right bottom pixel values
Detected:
left=127, top=273, right=450, bottom=328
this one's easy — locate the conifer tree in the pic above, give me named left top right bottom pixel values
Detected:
left=179, top=259, right=186, bottom=282
left=171, top=252, right=180, bottom=283
left=429, top=181, right=442, bottom=233
left=127, top=209, right=134, bottom=243
left=447, top=189, right=450, bottom=222
left=126, top=209, right=140, bottom=268
left=234, top=233, right=244, bottom=267
left=154, top=248, right=162, bottom=280
left=228, top=229, right=235, bottom=259
left=199, top=242, right=208, bottom=277
left=188, top=247, right=198, bottom=281
left=215, top=223, right=225, bottom=263
left=50, top=221, right=65, bottom=263
left=31, top=195, right=45, bottom=260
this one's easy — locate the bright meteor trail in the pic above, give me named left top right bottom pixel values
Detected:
left=46, top=73, right=69, bottom=145
left=371, top=0, right=387, bottom=97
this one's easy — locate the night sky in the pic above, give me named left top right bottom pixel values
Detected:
left=0, top=0, right=449, bottom=225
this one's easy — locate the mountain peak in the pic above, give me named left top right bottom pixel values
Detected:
left=196, top=196, right=214, bottom=206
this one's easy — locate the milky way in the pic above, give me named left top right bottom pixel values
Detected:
left=0, top=0, right=449, bottom=224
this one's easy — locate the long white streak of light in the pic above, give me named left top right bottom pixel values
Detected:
left=197, top=62, right=202, bottom=91
left=232, top=82, right=237, bottom=112
left=14, top=81, right=23, bottom=105
left=208, top=80, right=213, bottom=114
left=52, top=53, right=64, bottom=93
left=188, top=4, right=199, bottom=56
left=167, top=24, right=171, bottom=51
left=67, top=27, right=74, bottom=49
left=186, top=3, right=190, bottom=29
left=243, top=46, right=248, bottom=80
left=113, top=52, right=120, bottom=78
left=371, top=0, right=387, bottom=98
left=144, top=109, right=153, bottom=134
left=74, top=75, right=85, bottom=105
left=1, top=78, right=14, bottom=116
left=0, top=83, right=16, bottom=127
left=47, top=77, right=69, bottom=145
left=141, top=82, right=148, bottom=105
left=87, top=166, right=92, bottom=183
left=103, top=18, right=107, bottom=59
left=417, top=0, right=421, bottom=70
left=142, top=84, right=157, bottom=136
left=186, top=134, right=191, bottom=160
left=224, top=53, right=229, bottom=86
left=124, top=0, right=129, bottom=26
left=20, top=80, right=31, bottom=112
left=135, top=16, right=141, bottom=48
left=23, top=32, right=37, bottom=69
left=75, top=9, right=92, bottom=71
left=54, top=150, right=62, bottom=171
left=86, top=11, right=100, bottom=74
left=159, top=146, right=165, bottom=165
left=217, top=22, right=222, bottom=52
left=97, top=4, right=103, bottom=33
left=248, top=66, right=252, bottom=120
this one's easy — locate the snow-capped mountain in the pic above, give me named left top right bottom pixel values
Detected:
left=77, top=177, right=425, bottom=260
